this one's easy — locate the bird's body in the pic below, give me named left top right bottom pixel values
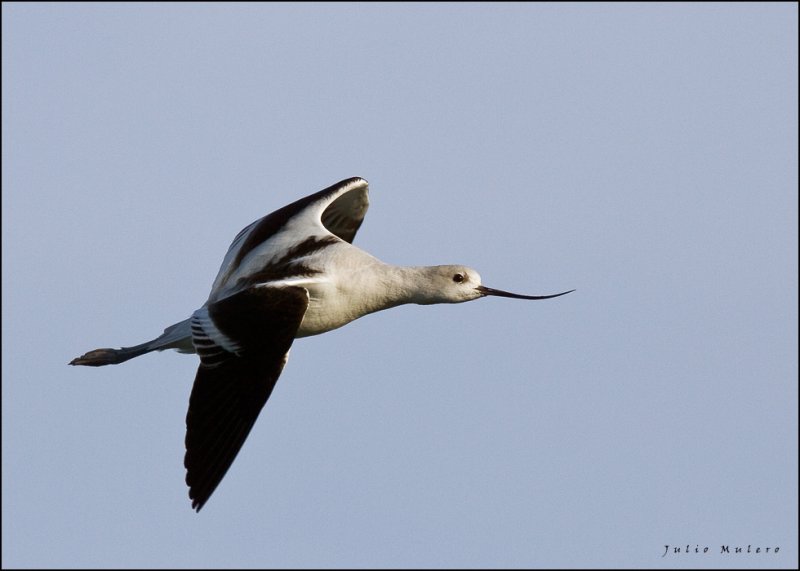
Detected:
left=71, top=177, right=572, bottom=511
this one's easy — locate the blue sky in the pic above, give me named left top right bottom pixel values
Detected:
left=3, top=3, right=797, bottom=569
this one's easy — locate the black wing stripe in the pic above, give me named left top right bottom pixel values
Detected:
left=234, top=235, right=339, bottom=290
left=232, top=177, right=367, bottom=270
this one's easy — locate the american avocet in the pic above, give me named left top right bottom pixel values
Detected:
left=70, top=177, right=573, bottom=511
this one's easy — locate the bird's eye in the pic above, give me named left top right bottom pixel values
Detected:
left=452, top=273, right=465, bottom=283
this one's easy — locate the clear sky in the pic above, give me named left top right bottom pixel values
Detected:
left=3, top=3, right=797, bottom=569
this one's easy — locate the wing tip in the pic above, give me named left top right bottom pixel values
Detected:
left=343, top=175, right=368, bottom=186
left=190, top=494, right=205, bottom=512
left=327, top=176, right=369, bottom=196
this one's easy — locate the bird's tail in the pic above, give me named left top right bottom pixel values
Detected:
left=69, top=318, right=194, bottom=367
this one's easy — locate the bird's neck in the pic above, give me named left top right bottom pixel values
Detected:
left=298, top=258, right=449, bottom=338
left=354, top=263, right=446, bottom=310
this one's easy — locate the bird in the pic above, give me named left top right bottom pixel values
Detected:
left=70, top=176, right=574, bottom=511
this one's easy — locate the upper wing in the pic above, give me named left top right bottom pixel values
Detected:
left=319, top=179, right=370, bottom=243
left=184, top=285, right=309, bottom=512
left=208, top=178, right=369, bottom=299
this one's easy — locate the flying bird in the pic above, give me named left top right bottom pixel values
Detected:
left=70, top=177, right=573, bottom=511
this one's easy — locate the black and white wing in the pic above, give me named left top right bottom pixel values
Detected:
left=184, top=285, right=309, bottom=511
left=208, top=177, right=369, bottom=301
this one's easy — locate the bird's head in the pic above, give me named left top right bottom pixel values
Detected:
left=418, top=265, right=574, bottom=304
